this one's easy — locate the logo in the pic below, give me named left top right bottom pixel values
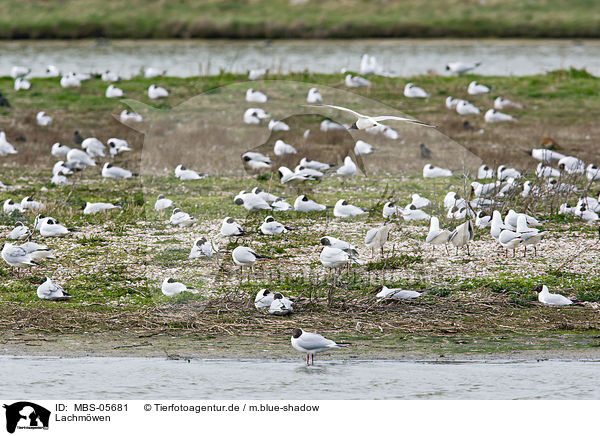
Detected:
left=3, top=402, right=50, bottom=434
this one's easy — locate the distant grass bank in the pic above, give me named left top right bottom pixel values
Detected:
left=1, top=0, right=600, bottom=39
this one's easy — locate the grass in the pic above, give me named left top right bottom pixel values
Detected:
left=0, top=0, right=600, bottom=39
left=0, top=71, right=599, bottom=353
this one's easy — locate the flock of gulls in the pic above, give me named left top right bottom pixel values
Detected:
left=2, top=54, right=599, bottom=365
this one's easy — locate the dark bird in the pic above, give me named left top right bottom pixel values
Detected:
left=74, top=130, right=84, bottom=145
left=463, top=120, right=475, bottom=131
left=419, top=143, right=431, bottom=159
left=0, top=93, right=10, bottom=108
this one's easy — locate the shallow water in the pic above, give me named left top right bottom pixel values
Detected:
left=2, top=356, right=599, bottom=399
left=1, top=39, right=599, bottom=78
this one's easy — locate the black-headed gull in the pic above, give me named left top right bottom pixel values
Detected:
left=404, top=83, right=429, bottom=98
left=307, top=104, right=430, bottom=129
left=36, top=111, right=52, bottom=126
left=375, top=285, right=421, bottom=300
left=221, top=217, right=246, bottom=237
left=189, top=237, right=217, bottom=259
left=516, top=214, right=547, bottom=257
left=67, top=149, right=95, bottom=167
left=445, top=96, right=463, bottom=109
left=10, top=66, right=30, bottom=78
left=254, top=289, right=275, bottom=310
left=448, top=220, right=474, bottom=255
left=148, top=84, right=168, bottom=99
left=278, top=166, right=313, bottom=185
left=426, top=216, right=450, bottom=251
left=3, top=199, right=23, bottom=214
left=445, top=61, right=481, bottom=74
left=170, top=208, right=195, bottom=227
left=161, top=278, right=198, bottom=296
left=529, top=148, right=565, bottom=163
left=21, top=242, right=55, bottom=261
left=497, top=165, right=521, bottom=181
left=101, top=70, right=119, bottom=82
left=291, top=328, right=349, bottom=366
left=246, top=88, right=267, bottom=103
left=154, top=194, right=174, bottom=212
left=471, top=181, right=500, bottom=197
left=234, top=191, right=271, bottom=212
left=477, top=164, right=494, bottom=179
left=586, top=164, right=600, bottom=181
left=0, top=131, right=18, bottom=156
left=382, top=201, right=398, bottom=219
left=175, top=164, right=207, bottom=180
left=535, top=285, right=573, bottom=306
left=107, top=138, right=132, bottom=157
left=105, top=84, right=124, bottom=98
left=2, top=243, right=38, bottom=270
left=401, top=204, right=430, bottom=221
left=365, top=225, right=390, bottom=257
left=36, top=277, right=71, bottom=300
left=21, top=196, right=42, bottom=211
left=299, top=157, right=331, bottom=171
left=83, top=202, right=120, bottom=215
left=52, top=160, right=73, bottom=176
left=485, top=109, right=516, bottom=123
left=468, top=81, right=490, bottom=95
left=456, top=100, right=480, bottom=115
left=6, top=222, right=30, bottom=240
left=260, top=216, right=290, bottom=235
left=504, top=209, right=539, bottom=228
left=120, top=110, right=143, bottom=123
left=344, top=74, right=371, bottom=88
left=423, top=164, right=452, bottom=178
left=81, top=137, right=105, bottom=157
left=354, top=140, right=374, bottom=156
left=336, top=156, right=358, bottom=178
left=60, top=72, right=81, bottom=88
left=232, top=246, right=268, bottom=272
left=51, top=143, right=71, bottom=158
left=248, top=68, right=267, bottom=80
left=243, top=108, right=270, bottom=125
left=558, top=156, right=585, bottom=174
left=102, top=163, right=134, bottom=179
left=14, top=78, right=31, bottom=91
left=269, top=293, right=293, bottom=315
left=273, top=139, right=297, bottom=156
left=494, top=96, right=523, bottom=110
left=535, top=163, right=560, bottom=178
left=320, top=236, right=358, bottom=257
left=307, top=88, right=322, bottom=103
left=334, top=199, right=367, bottom=218
left=40, top=218, right=75, bottom=237
left=268, top=119, right=290, bottom=131
left=294, top=195, right=326, bottom=212
left=144, top=67, right=165, bottom=78
left=475, top=211, right=492, bottom=228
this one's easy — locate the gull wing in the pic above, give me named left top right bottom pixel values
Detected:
left=371, top=116, right=433, bottom=127
left=304, top=104, right=364, bottom=118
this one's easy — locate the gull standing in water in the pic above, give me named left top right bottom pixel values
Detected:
left=291, top=328, right=349, bottom=366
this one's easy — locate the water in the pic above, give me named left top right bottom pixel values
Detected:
left=2, top=356, right=599, bottom=399
left=1, top=39, right=599, bottom=78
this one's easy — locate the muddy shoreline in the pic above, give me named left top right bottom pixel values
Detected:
left=3, top=331, right=600, bottom=361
